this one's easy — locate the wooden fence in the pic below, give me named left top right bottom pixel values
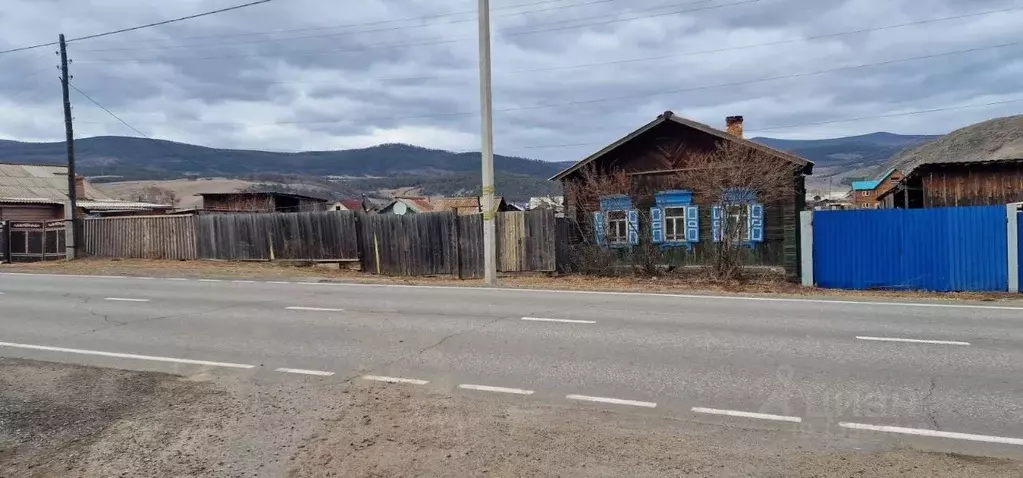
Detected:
left=83, top=215, right=197, bottom=260
left=79, top=209, right=559, bottom=278
left=197, top=211, right=359, bottom=261
left=359, top=212, right=458, bottom=276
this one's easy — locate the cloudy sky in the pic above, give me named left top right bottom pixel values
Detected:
left=0, top=0, right=1021, bottom=161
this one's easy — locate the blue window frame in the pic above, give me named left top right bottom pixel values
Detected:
left=711, top=188, right=764, bottom=247
left=650, top=190, right=698, bottom=249
left=594, top=195, right=638, bottom=247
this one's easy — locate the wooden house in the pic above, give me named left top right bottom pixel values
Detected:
left=550, top=111, right=813, bottom=278
left=879, top=115, right=1023, bottom=208
left=197, top=192, right=328, bottom=213
left=848, top=168, right=903, bottom=209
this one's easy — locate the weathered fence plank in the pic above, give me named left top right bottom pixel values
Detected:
left=83, top=215, right=197, bottom=260
left=197, top=211, right=358, bottom=261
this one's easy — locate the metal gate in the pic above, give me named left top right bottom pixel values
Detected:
left=813, top=206, right=1008, bottom=292
left=8, top=220, right=66, bottom=262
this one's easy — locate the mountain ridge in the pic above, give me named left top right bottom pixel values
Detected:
left=0, top=132, right=942, bottom=199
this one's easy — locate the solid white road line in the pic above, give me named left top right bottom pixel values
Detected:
left=856, top=336, right=971, bottom=346
left=691, top=407, right=802, bottom=423
left=286, top=306, right=345, bottom=312
left=0, top=341, right=255, bottom=369
left=11, top=271, right=1023, bottom=311
left=274, top=367, right=334, bottom=376
left=566, top=394, right=657, bottom=408
left=521, top=317, right=596, bottom=324
left=839, top=422, right=1023, bottom=446
left=459, top=384, right=534, bottom=395
left=362, top=375, right=430, bottom=385
left=104, top=297, right=150, bottom=302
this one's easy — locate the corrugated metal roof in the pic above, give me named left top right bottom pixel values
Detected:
left=78, top=200, right=172, bottom=211
left=0, top=163, right=113, bottom=202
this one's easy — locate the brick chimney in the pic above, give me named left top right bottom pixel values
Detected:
left=726, top=116, right=744, bottom=137
left=74, top=175, right=86, bottom=200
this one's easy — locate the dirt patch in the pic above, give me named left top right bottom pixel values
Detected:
left=1, top=359, right=1020, bottom=477
left=5, top=258, right=1019, bottom=303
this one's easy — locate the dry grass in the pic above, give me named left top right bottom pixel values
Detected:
left=3, top=258, right=1019, bottom=303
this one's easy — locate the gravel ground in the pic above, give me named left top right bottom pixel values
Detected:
left=1, top=359, right=1021, bottom=477
left=4, top=258, right=1020, bottom=303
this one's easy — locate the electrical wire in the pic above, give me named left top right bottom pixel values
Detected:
left=70, top=84, right=223, bottom=172
left=111, top=5, right=1020, bottom=87
left=74, top=0, right=628, bottom=53
left=78, top=0, right=591, bottom=45
left=74, top=0, right=760, bottom=63
left=509, top=98, right=1023, bottom=151
left=0, top=0, right=276, bottom=55
left=72, top=40, right=1022, bottom=127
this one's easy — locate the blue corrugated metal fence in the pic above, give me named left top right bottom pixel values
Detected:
left=813, top=206, right=1007, bottom=292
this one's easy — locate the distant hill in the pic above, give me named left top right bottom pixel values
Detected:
left=752, top=132, right=940, bottom=189
left=0, top=132, right=941, bottom=200
left=0, top=137, right=570, bottom=179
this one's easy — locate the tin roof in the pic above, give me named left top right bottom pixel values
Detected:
left=0, top=163, right=113, bottom=204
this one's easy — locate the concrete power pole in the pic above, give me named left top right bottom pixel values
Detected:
left=478, top=0, right=497, bottom=285
left=59, top=34, right=78, bottom=260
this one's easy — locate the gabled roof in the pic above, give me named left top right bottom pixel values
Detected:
left=850, top=168, right=898, bottom=191
left=550, top=111, right=813, bottom=181
left=0, top=163, right=113, bottom=203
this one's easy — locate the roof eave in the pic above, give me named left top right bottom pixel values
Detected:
left=549, top=115, right=669, bottom=181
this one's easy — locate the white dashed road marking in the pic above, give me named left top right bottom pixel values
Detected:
left=856, top=336, right=970, bottom=346
left=362, top=375, right=430, bottom=385
left=459, top=384, right=534, bottom=395
left=198, top=279, right=222, bottom=282
left=104, top=297, right=150, bottom=302
left=0, top=341, right=255, bottom=369
left=275, top=368, right=334, bottom=376
left=691, top=407, right=802, bottom=423
left=232, top=280, right=256, bottom=284
left=167, top=278, right=190, bottom=281
left=566, top=394, right=656, bottom=408
left=266, top=281, right=291, bottom=284
left=286, top=306, right=345, bottom=312
left=839, top=422, right=1023, bottom=446
left=521, top=317, right=596, bottom=324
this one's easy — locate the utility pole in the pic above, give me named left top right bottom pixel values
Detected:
left=478, top=0, right=497, bottom=285
left=59, top=34, right=78, bottom=259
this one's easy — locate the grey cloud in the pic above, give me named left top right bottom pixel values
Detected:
left=0, top=0, right=1020, bottom=161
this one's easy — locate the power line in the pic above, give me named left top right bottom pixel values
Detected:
left=73, top=40, right=1022, bottom=126
left=0, top=0, right=276, bottom=56
left=99, top=5, right=1019, bottom=87
left=75, top=0, right=760, bottom=63
left=509, top=98, right=1023, bottom=151
left=69, top=84, right=220, bottom=173
left=78, top=0, right=586, bottom=46
left=75, top=0, right=626, bottom=53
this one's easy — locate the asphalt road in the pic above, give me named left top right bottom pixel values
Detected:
left=2, top=272, right=1022, bottom=456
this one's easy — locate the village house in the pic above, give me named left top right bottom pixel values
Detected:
left=0, top=163, right=170, bottom=220
left=847, top=168, right=903, bottom=209
left=196, top=191, right=328, bottom=213
left=378, top=196, right=512, bottom=215
left=878, top=115, right=1023, bottom=208
left=550, top=111, right=813, bottom=278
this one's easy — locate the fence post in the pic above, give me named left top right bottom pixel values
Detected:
left=800, top=210, right=814, bottom=287
left=1008, top=204, right=1019, bottom=293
